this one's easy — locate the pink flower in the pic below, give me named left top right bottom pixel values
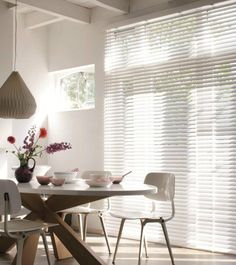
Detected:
left=7, top=136, right=16, bottom=144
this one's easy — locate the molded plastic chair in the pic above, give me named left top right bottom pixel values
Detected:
left=111, top=172, right=175, bottom=264
left=61, top=170, right=112, bottom=254
left=0, top=179, right=52, bottom=265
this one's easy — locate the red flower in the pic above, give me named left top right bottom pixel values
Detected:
left=7, top=136, right=16, bottom=144
left=39, top=128, right=47, bottom=138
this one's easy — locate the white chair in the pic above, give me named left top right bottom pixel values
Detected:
left=61, top=170, right=112, bottom=254
left=111, top=172, right=175, bottom=265
left=0, top=179, right=52, bottom=265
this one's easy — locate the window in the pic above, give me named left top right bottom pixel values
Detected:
left=55, top=65, right=95, bottom=111
left=104, top=1, right=236, bottom=254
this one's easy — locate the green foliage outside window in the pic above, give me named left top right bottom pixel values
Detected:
left=60, top=72, right=95, bottom=110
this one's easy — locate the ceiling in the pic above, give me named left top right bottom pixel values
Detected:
left=66, top=0, right=98, bottom=8
left=3, top=0, right=227, bottom=30
left=4, top=0, right=131, bottom=29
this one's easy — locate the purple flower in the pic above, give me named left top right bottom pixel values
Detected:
left=23, top=127, right=36, bottom=150
left=46, top=142, right=72, bottom=154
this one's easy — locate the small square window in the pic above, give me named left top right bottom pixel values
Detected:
left=54, top=65, right=95, bottom=111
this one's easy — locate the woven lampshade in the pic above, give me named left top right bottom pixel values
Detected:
left=0, top=71, right=37, bottom=119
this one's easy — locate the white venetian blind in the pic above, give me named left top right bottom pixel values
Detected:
left=104, top=0, right=236, bottom=254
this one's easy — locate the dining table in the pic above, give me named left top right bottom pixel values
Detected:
left=0, top=179, right=157, bottom=265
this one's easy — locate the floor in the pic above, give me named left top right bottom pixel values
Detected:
left=1, top=234, right=236, bottom=265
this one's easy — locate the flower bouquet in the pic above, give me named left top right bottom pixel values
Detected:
left=7, top=126, right=72, bottom=183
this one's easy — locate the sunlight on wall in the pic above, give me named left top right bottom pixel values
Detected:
left=0, top=149, right=8, bottom=179
left=31, top=108, right=49, bottom=128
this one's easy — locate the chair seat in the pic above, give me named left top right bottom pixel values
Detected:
left=0, top=219, right=48, bottom=233
left=62, top=206, right=105, bottom=214
left=11, top=206, right=31, bottom=218
left=110, top=210, right=162, bottom=220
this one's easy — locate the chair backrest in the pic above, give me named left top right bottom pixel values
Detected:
left=0, top=180, right=21, bottom=215
left=81, top=171, right=112, bottom=179
left=144, top=172, right=175, bottom=202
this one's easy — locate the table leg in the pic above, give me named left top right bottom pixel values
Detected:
left=50, top=233, right=72, bottom=259
left=49, top=211, right=107, bottom=264
left=21, top=193, right=107, bottom=265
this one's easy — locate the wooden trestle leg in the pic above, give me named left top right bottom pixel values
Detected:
left=19, top=193, right=107, bottom=265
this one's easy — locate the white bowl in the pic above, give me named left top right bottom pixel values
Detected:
left=54, top=171, right=78, bottom=182
left=85, top=175, right=112, bottom=187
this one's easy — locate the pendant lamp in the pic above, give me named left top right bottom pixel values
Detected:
left=0, top=0, right=36, bottom=119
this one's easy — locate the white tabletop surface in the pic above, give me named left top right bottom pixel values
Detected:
left=16, top=180, right=157, bottom=197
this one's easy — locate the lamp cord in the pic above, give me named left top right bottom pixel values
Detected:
left=13, top=0, right=17, bottom=71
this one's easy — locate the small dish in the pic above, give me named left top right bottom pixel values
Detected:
left=50, top=177, right=65, bottom=186
left=111, top=171, right=132, bottom=184
left=111, top=176, right=123, bottom=184
left=36, top=176, right=52, bottom=185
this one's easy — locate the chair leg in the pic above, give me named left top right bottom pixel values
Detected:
left=41, top=231, right=51, bottom=265
left=144, top=235, right=149, bottom=258
left=99, top=214, right=111, bottom=254
left=16, top=238, right=24, bottom=265
left=112, top=218, right=126, bottom=264
left=138, top=221, right=145, bottom=260
left=83, top=214, right=88, bottom=242
left=61, top=212, right=67, bottom=220
left=161, top=220, right=175, bottom=265
left=78, top=214, right=84, bottom=240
